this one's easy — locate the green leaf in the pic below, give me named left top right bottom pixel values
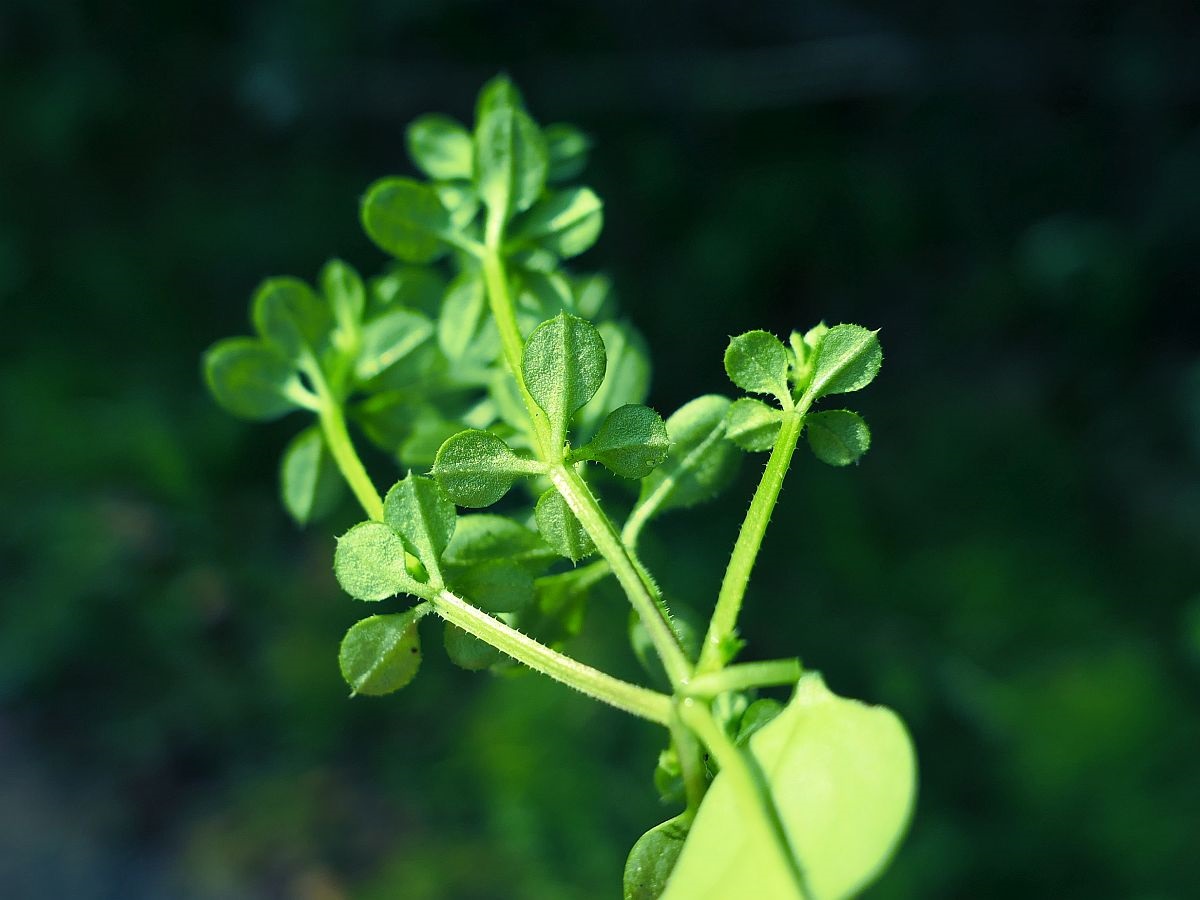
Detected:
left=443, top=622, right=502, bottom=671
left=204, top=337, right=308, bottom=421
left=361, top=177, right=455, bottom=264
left=449, top=558, right=534, bottom=614
left=576, top=320, right=650, bottom=440
left=432, top=429, right=543, bottom=507
left=725, top=397, right=784, bottom=452
left=522, top=313, right=607, bottom=447
left=383, top=474, right=457, bottom=583
left=573, top=272, right=615, bottom=320
left=535, top=489, right=595, bottom=562
left=724, top=330, right=791, bottom=405
left=473, top=75, right=547, bottom=219
left=280, top=427, right=343, bottom=525
left=734, top=698, right=784, bottom=746
left=544, top=123, right=592, bottom=182
left=515, top=270, right=576, bottom=335
left=805, top=410, right=871, bottom=466
left=438, top=271, right=499, bottom=366
left=320, top=259, right=365, bottom=331
left=636, top=395, right=741, bottom=516
left=407, top=114, right=474, bottom=181
left=334, top=522, right=423, bottom=601
left=443, top=515, right=555, bottom=571
left=355, top=308, right=434, bottom=382
left=624, top=814, right=689, bottom=900
left=252, top=277, right=332, bottom=362
left=339, top=611, right=423, bottom=696
left=433, top=180, right=481, bottom=230
left=805, top=324, right=882, bottom=399
left=510, top=187, right=603, bottom=259
left=662, top=675, right=916, bottom=900
left=369, top=265, right=447, bottom=317
left=574, top=404, right=670, bottom=479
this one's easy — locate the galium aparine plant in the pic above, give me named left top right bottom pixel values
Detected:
left=204, top=75, right=916, bottom=900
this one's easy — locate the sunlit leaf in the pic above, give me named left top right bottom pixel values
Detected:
left=355, top=308, right=435, bottom=382
left=636, top=395, right=741, bottom=518
left=334, top=521, right=423, bottom=601
left=432, top=429, right=543, bottom=507
left=574, top=404, right=670, bottom=479
left=252, top=277, right=332, bottom=362
left=361, top=177, right=455, bottom=263
left=724, top=330, right=791, bottom=405
left=280, top=427, right=342, bottom=525
left=663, top=675, right=916, bottom=900
left=804, top=324, right=882, bottom=400
left=522, top=312, right=607, bottom=446
left=511, top=187, right=603, bottom=259
left=383, top=474, right=457, bottom=583
left=473, top=75, right=547, bottom=219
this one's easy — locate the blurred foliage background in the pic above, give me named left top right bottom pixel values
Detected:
left=3, top=1, right=1199, bottom=898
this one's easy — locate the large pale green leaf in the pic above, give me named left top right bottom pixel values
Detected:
left=663, top=675, right=916, bottom=900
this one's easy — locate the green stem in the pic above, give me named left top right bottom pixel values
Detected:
left=305, top=359, right=384, bottom=522
left=669, top=717, right=708, bottom=819
left=551, top=464, right=692, bottom=687
left=684, top=658, right=803, bottom=699
left=477, top=226, right=690, bottom=689
left=697, top=409, right=804, bottom=674
left=433, top=589, right=672, bottom=725
left=678, top=698, right=812, bottom=899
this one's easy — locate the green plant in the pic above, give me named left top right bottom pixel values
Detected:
left=204, top=76, right=916, bottom=899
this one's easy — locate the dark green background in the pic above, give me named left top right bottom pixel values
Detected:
left=3, top=2, right=1198, bottom=897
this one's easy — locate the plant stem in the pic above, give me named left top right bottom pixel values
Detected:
left=684, top=658, right=803, bottom=699
left=477, top=224, right=690, bottom=689
left=433, top=589, right=673, bottom=725
left=678, top=698, right=812, bottom=899
left=551, top=464, right=692, bottom=688
left=697, top=408, right=804, bottom=674
left=305, top=359, right=385, bottom=522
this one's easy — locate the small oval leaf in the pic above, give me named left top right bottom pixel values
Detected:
left=805, top=324, right=882, bottom=399
left=443, top=515, right=555, bottom=570
left=432, top=429, right=541, bottom=507
left=724, top=331, right=791, bottom=404
left=636, top=395, right=741, bottom=518
left=522, top=313, right=607, bottom=446
left=511, top=187, right=604, bottom=259
left=544, top=123, right=592, bottom=182
left=534, top=489, right=596, bottom=562
left=576, top=404, right=670, bottom=479
left=473, top=75, right=547, bottom=219
left=383, top=475, right=457, bottom=583
left=725, top=397, right=785, bottom=452
left=407, top=114, right=474, bottom=181
left=805, top=410, right=871, bottom=466
left=339, top=612, right=422, bottom=696
left=449, top=558, right=535, bottom=614
left=361, top=177, right=454, bottom=264
left=624, top=814, right=690, bottom=900
left=334, top=522, right=422, bottom=601
left=321, top=259, right=366, bottom=330
left=443, top=622, right=502, bottom=671
left=203, top=337, right=306, bottom=421
left=355, top=309, right=435, bottom=382
left=252, top=277, right=332, bottom=362
left=280, top=427, right=343, bottom=525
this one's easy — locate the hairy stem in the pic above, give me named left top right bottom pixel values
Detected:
left=678, top=698, right=812, bottom=898
left=697, top=408, right=804, bottom=674
left=684, top=658, right=803, bottom=699
left=433, top=589, right=672, bottom=724
left=551, top=464, right=692, bottom=687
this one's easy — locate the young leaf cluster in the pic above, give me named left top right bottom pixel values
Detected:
left=203, top=75, right=914, bottom=900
